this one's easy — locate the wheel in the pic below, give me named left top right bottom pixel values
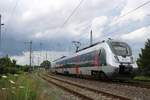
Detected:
left=99, top=72, right=108, bottom=80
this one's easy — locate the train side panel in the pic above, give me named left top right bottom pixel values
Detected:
left=51, top=40, right=138, bottom=79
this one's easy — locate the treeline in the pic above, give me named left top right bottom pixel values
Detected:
left=0, top=55, right=51, bottom=75
left=137, top=39, right=150, bottom=76
left=0, top=55, right=30, bottom=75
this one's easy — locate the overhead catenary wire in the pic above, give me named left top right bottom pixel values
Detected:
left=119, top=0, right=150, bottom=19
left=76, top=0, right=150, bottom=47
left=106, top=0, right=150, bottom=35
left=60, top=0, right=150, bottom=47
left=57, top=0, right=85, bottom=52
left=61, top=0, right=84, bottom=27
left=24, top=41, right=32, bottom=67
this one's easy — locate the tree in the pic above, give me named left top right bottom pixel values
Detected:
left=40, top=60, right=51, bottom=69
left=137, top=39, right=150, bottom=76
left=12, top=59, right=16, bottom=66
left=0, top=56, right=18, bottom=74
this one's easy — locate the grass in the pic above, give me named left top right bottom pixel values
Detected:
left=0, top=72, right=38, bottom=100
left=0, top=70, right=76, bottom=100
left=33, top=71, right=68, bottom=100
left=134, top=76, right=150, bottom=81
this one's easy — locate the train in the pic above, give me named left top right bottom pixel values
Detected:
left=51, top=39, right=138, bottom=79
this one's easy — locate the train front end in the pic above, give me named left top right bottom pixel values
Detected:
left=107, top=40, right=138, bottom=79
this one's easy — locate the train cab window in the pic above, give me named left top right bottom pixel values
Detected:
left=99, top=48, right=106, bottom=66
left=110, top=42, right=132, bottom=56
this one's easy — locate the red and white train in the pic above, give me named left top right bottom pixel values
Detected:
left=51, top=39, right=138, bottom=79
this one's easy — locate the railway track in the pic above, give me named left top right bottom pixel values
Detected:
left=112, top=79, right=150, bottom=89
left=52, top=73, right=150, bottom=89
left=39, top=73, right=130, bottom=100
left=47, top=73, right=150, bottom=99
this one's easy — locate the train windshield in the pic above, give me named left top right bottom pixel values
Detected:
left=110, top=42, right=132, bottom=56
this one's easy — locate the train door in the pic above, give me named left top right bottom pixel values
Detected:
left=98, top=48, right=108, bottom=79
left=99, top=48, right=106, bottom=66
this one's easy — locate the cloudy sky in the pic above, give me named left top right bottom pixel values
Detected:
left=0, top=0, right=150, bottom=65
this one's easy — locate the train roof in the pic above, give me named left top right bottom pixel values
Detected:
left=53, top=56, right=66, bottom=62
left=53, top=40, right=107, bottom=62
left=77, top=40, right=105, bottom=52
left=53, top=38, right=125, bottom=62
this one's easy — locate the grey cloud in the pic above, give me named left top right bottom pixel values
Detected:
left=0, top=0, right=149, bottom=61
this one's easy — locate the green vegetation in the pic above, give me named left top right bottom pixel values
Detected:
left=0, top=73, right=38, bottom=100
left=137, top=39, right=150, bottom=76
left=0, top=70, right=72, bottom=100
left=0, top=55, right=30, bottom=75
left=0, top=55, right=39, bottom=100
left=0, top=55, right=18, bottom=75
left=40, top=60, right=51, bottom=70
left=0, top=72, right=58, bottom=100
left=134, top=76, right=150, bottom=81
left=0, top=55, right=68, bottom=100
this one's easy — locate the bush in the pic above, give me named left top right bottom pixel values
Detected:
left=0, top=56, right=26, bottom=75
left=142, top=65, right=150, bottom=76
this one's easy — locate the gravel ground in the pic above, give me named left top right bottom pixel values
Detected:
left=33, top=72, right=81, bottom=100
left=45, top=76, right=114, bottom=100
left=50, top=74, right=150, bottom=100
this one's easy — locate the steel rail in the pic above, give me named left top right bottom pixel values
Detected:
left=39, top=73, right=93, bottom=100
left=41, top=73, right=130, bottom=100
